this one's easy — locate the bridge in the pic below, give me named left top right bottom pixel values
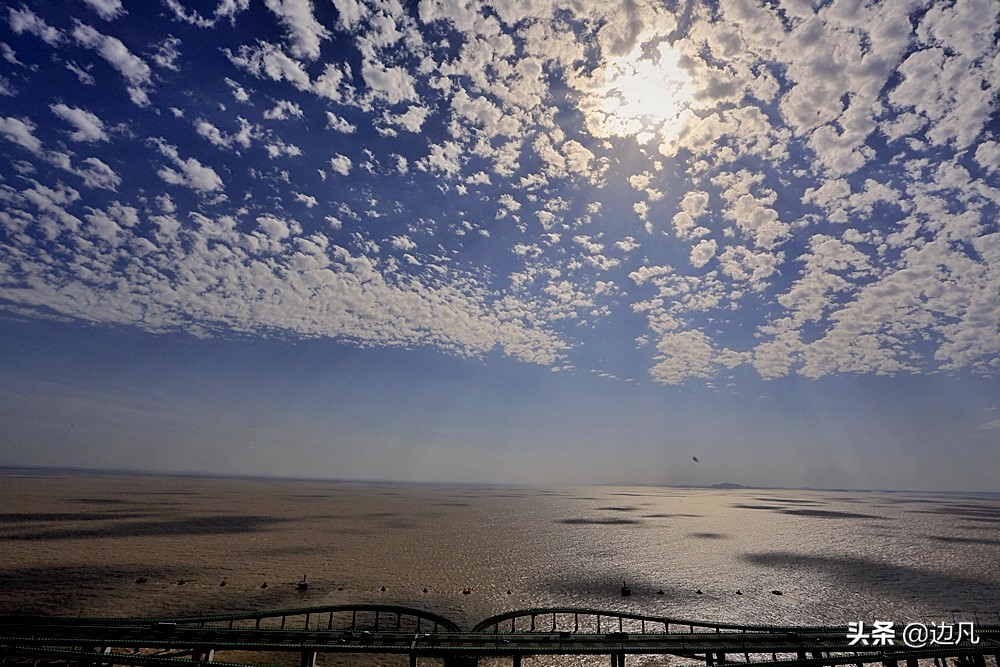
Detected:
left=1, top=606, right=996, bottom=667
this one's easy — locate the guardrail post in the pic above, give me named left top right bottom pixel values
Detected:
left=191, top=649, right=214, bottom=662
left=300, top=651, right=316, bottom=667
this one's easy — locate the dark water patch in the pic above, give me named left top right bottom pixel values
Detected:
left=0, top=564, right=190, bottom=615
left=912, top=507, right=1000, bottom=522
left=641, top=513, right=701, bottom=518
left=687, top=532, right=729, bottom=539
left=557, top=517, right=642, bottom=525
left=0, top=512, right=151, bottom=523
left=255, top=544, right=340, bottom=556
left=734, top=504, right=883, bottom=520
left=1, top=515, right=288, bottom=540
left=930, top=503, right=1000, bottom=518
left=781, top=508, right=885, bottom=519
left=883, top=498, right=948, bottom=505
left=113, top=491, right=200, bottom=496
left=434, top=502, right=472, bottom=507
left=742, top=552, right=997, bottom=602
left=351, top=512, right=418, bottom=530
left=752, top=497, right=824, bottom=505
left=927, top=535, right=1000, bottom=546
left=596, top=506, right=639, bottom=512
left=68, top=497, right=132, bottom=505
left=954, top=522, right=999, bottom=531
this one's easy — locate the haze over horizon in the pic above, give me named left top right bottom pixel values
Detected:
left=1, top=0, right=998, bottom=492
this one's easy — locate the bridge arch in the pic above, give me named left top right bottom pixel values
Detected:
left=471, top=607, right=844, bottom=635
left=146, top=604, right=463, bottom=633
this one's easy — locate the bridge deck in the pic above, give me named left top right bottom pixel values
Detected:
left=1, top=606, right=996, bottom=667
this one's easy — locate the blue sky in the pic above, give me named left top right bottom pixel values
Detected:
left=1, top=0, right=998, bottom=491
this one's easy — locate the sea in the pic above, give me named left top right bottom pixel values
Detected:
left=1, top=469, right=998, bottom=664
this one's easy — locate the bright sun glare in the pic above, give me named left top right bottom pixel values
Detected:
left=585, top=41, right=695, bottom=143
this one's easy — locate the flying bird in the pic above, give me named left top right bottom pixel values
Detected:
left=692, top=456, right=699, bottom=462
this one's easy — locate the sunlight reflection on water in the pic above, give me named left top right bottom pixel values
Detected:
left=0, top=473, right=997, bottom=632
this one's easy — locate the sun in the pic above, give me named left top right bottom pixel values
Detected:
left=578, top=41, right=695, bottom=144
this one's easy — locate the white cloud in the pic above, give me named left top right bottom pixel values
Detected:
left=329, top=154, right=351, bottom=175
left=361, top=60, right=418, bottom=105
left=162, top=0, right=250, bottom=28
left=264, top=0, right=328, bottom=61
left=974, top=141, right=1000, bottom=174
left=331, top=0, right=367, bottom=29
left=82, top=0, right=126, bottom=21
left=152, top=35, right=181, bottom=70
left=51, top=104, right=108, bottom=142
left=72, top=23, right=152, bottom=105
left=227, top=42, right=312, bottom=92
left=0, top=116, right=43, bottom=154
left=326, top=112, right=356, bottom=133
left=7, top=7, right=63, bottom=46
left=263, top=100, right=303, bottom=120
left=689, top=238, right=717, bottom=268
left=74, top=156, right=120, bottom=190
left=294, top=192, right=317, bottom=207
left=383, top=105, right=430, bottom=132
left=615, top=237, right=640, bottom=253
left=154, top=140, right=224, bottom=193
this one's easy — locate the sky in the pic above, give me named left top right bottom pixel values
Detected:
left=0, top=0, right=998, bottom=492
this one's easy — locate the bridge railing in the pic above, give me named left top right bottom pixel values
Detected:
left=471, top=607, right=850, bottom=635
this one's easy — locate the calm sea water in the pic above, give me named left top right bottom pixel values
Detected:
left=1, top=470, right=997, bottom=633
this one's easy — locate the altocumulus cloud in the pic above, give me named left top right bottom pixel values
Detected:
left=0, top=0, right=998, bottom=385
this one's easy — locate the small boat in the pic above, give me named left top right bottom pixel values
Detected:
left=297, top=575, right=308, bottom=591
left=620, top=581, right=631, bottom=597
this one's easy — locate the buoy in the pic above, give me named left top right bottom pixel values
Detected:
left=380, top=586, right=386, bottom=592
left=176, top=579, right=186, bottom=585
left=736, top=590, right=743, bottom=595
left=261, top=582, right=268, bottom=589
left=219, top=579, right=227, bottom=587
left=297, top=576, right=309, bottom=591
left=422, top=587, right=428, bottom=593
left=696, top=589, right=703, bottom=594
left=134, top=577, right=147, bottom=584
left=462, top=587, right=472, bottom=595
left=771, top=590, right=783, bottom=595
left=657, top=589, right=664, bottom=595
